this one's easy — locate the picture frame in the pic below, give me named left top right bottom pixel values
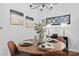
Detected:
left=10, top=9, right=24, bottom=25
left=25, top=16, right=34, bottom=28
left=46, top=14, right=71, bottom=25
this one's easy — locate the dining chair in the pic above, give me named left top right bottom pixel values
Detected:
left=8, top=41, right=31, bottom=56
left=58, top=36, right=69, bottom=52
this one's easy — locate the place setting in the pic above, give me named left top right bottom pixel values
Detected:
left=19, top=40, right=34, bottom=47
left=37, top=42, right=55, bottom=52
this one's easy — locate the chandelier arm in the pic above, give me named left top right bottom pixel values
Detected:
left=30, top=5, right=41, bottom=9
left=32, top=3, right=42, bottom=5
left=45, top=5, right=51, bottom=10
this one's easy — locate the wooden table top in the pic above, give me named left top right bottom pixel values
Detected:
left=18, top=40, right=65, bottom=55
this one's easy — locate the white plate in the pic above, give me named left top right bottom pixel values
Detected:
left=52, top=38, right=58, bottom=41
left=38, top=42, right=55, bottom=51
left=47, top=38, right=58, bottom=42
left=19, top=40, right=33, bottom=45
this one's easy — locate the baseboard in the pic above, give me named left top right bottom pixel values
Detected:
left=68, top=49, right=79, bottom=53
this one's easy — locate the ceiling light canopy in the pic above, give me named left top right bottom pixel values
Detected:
left=29, top=3, right=57, bottom=11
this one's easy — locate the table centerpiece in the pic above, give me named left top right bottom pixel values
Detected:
left=34, top=20, right=46, bottom=45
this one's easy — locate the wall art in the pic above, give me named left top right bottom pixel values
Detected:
left=46, top=14, right=70, bottom=25
left=10, top=9, right=24, bottom=25
left=25, top=16, right=34, bottom=28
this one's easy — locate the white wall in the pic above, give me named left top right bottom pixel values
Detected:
left=0, top=3, right=79, bottom=56
left=0, top=3, right=38, bottom=56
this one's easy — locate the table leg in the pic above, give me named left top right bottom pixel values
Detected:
left=63, top=37, right=68, bottom=52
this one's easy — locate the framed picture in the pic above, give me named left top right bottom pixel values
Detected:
left=46, top=14, right=71, bottom=25
left=10, top=9, right=24, bottom=25
left=25, top=16, right=34, bottom=28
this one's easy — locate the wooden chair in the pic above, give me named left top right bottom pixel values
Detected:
left=57, top=36, right=68, bottom=52
left=8, top=41, right=30, bottom=56
left=57, top=36, right=64, bottom=43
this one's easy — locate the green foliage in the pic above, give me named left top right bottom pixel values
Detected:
left=34, top=20, right=46, bottom=33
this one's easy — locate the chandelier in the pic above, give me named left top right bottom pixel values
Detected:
left=29, top=3, right=57, bottom=11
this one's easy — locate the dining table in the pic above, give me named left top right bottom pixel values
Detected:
left=17, top=39, right=65, bottom=56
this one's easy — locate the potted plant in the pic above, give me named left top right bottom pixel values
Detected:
left=34, top=20, right=46, bottom=45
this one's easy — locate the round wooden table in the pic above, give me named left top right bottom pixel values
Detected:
left=18, top=40, right=65, bottom=55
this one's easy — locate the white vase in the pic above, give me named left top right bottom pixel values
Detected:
left=38, top=32, right=44, bottom=45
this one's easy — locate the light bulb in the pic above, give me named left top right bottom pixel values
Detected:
left=40, top=5, right=43, bottom=11
left=47, top=24, right=52, bottom=28
left=30, top=5, right=32, bottom=7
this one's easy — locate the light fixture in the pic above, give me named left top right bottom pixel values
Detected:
left=61, top=22, right=67, bottom=36
left=29, top=3, right=57, bottom=11
left=46, top=24, right=52, bottom=28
